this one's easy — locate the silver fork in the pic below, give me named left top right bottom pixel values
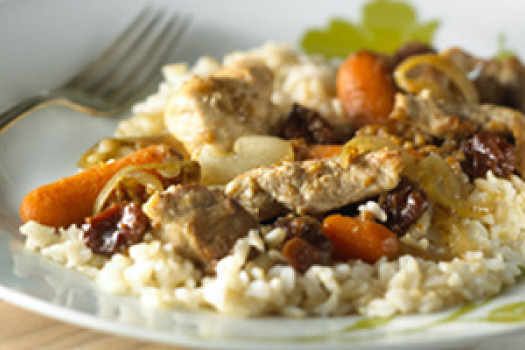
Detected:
left=0, top=7, right=189, bottom=132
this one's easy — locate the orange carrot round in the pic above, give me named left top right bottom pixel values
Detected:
left=336, top=51, right=395, bottom=129
left=321, top=214, right=399, bottom=263
left=19, top=145, right=176, bottom=228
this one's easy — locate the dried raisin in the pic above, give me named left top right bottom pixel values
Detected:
left=82, top=202, right=149, bottom=256
left=460, top=132, right=515, bottom=179
left=275, top=215, right=333, bottom=272
left=380, top=178, right=429, bottom=235
left=281, top=104, right=339, bottom=144
left=282, top=237, right=333, bottom=273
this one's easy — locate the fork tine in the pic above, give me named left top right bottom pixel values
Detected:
left=79, top=8, right=171, bottom=98
left=66, top=6, right=159, bottom=90
left=0, top=7, right=191, bottom=127
left=102, top=14, right=190, bottom=110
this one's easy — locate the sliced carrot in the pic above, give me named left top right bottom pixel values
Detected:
left=19, top=145, right=176, bottom=228
left=321, top=214, right=399, bottom=263
left=336, top=51, right=395, bottom=129
left=304, top=145, right=344, bottom=159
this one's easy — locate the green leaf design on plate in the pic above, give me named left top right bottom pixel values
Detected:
left=483, top=301, right=525, bottom=322
left=343, top=315, right=394, bottom=331
left=436, top=301, right=481, bottom=324
left=301, top=0, right=440, bottom=58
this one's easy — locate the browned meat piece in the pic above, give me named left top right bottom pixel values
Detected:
left=225, top=148, right=405, bottom=221
left=443, top=47, right=525, bottom=112
left=389, top=93, right=478, bottom=139
left=223, top=175, right=288, bottom=222
left=164, top=61, right=282, bottom=154
left=143, top=184, right=258, bottom=265
left=389, top=93, right=525, bottom=176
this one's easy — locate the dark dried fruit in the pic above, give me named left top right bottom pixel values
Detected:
left=282, top=237, right=333, bottom=273
left=460, top=132, right=516, bottom=179
left=274, top=215, right=328, bottom=246
left=82, top=202, right=149, bottom=256
left=380, top=178, right=429, bottom=235
left=275, top=215, right=333, bottom=272
left=281, top=103, right=339, bottom=144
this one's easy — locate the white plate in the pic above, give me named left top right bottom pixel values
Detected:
left=2, top=0, right=525, bottom=349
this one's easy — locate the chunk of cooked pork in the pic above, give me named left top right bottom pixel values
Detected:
left=224, top=175, right=288, bottom=222
left=225, top=148, right=405, bottom=221
left=143, top=184, right=258, bottom=265
left=389, top=92, right=525, bottom=176
left=164, top=61, right=282, bottom=154
left=389, top=93, right=478, bottom=140
left=442, top=47, right=525, bottom=112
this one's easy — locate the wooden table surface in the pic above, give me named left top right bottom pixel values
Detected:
left=0, top=300, right=197, bottom=350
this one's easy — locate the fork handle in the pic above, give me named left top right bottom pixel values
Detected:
left=0, top=94, right=62, bottom=133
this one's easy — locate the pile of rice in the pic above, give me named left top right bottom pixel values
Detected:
left=20, top=43, right=525, bottom=317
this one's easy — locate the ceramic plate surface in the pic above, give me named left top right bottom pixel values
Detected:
left=1, top=0, right=525, bottom=349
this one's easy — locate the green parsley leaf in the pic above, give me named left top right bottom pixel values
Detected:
left=497, top=33, right=517, bottom=60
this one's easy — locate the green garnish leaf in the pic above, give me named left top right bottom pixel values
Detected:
left=497, top=33, right=517, bottom=60
left=301, top=0, right=440, bottom=58
left=300, top=19, right=368, bottom=58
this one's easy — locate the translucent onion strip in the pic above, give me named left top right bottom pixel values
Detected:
left=93, top=161, right=200, bottom=214
left=394, top=53, right=479, bottom=104
left=402, top=153, right=482, bottom=218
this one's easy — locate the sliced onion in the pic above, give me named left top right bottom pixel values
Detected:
left=93, top=161, right=200, bottom=214
left=198, top=135, right=294, bottom=185
left=403, top=153, right=477, bottom=217
left=394, top=53, right=479, bottom=104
